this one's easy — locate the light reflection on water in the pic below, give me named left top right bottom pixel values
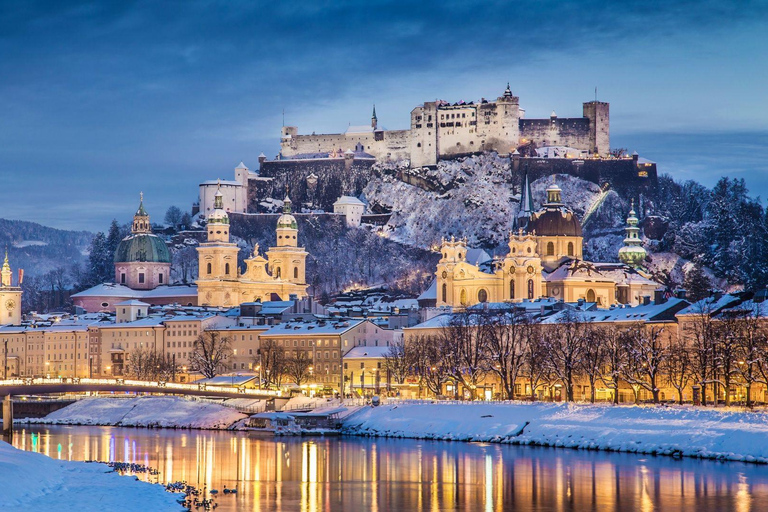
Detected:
left=12, top=425, right=768, bottom=512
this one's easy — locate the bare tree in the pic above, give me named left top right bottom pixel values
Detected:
left=732, top=302, right=767, bottom=407
left=664, top=335, right=693, bottom=405
left=384, top=337, right=413, bottom=386
left=686, top=301, right=719, bottom=405
left=579, top=325, right=605, bottom=403
left=125, top=346, right=160, bottom=381
left=259, top=338, right=286, bottom=388
left=442, top=311, right=490, bottom=400
left=543, top=310, right=588, bottom=402
left=621, top=324, right=668, bottom=404
left=522, top=324, right=551, bottom=401
left=598, top=324, right=627, bottom=405
left=483, top=309, right=529, bottom=400
left=190, top=330, right=233, bottom=379
left=410, top=334, right=449, bottom=397
left=284, top=350, right=313, bottom=386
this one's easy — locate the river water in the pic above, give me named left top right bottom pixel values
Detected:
left=11, top=425, right=768, bottom=511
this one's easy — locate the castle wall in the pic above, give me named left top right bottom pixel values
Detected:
left=281, top=129, right=411, bottom=162
left=519, top=117, right=592, bottom=151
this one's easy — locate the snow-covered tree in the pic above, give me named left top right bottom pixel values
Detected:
left=190, top=330, right=232, bottom=379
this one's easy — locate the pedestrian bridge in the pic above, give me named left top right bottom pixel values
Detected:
left=0, top=377, right=283, bottom=400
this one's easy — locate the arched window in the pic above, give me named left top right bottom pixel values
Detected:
left=276, top=267, right=282, bottom=279
left=206, top=263, right=212, bottom=275
left=225, top=263, right=230, bottom=275
left=546, top=242, right=555, bottom=256
left=567, top=242, right=574, bottom=256
left=442, top=283, right=447, bottom=303
left=478, top=289, right=488, bottom=303
left=587, top=289, right=596, bottom=303
left=294, top=267, right=299, bottom=279
left=527, top=279, right=534, bottom=299
left=460, top=289, right=467, bottom=305
left=510, top=280, right=515, bottom=299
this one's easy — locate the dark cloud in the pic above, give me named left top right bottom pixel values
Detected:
left=1, top=0, right=767, bottom=229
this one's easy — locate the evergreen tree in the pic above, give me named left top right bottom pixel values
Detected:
left=105, top=219, right=123, bottom=258
left=84, top=231, right=110, bottom=286
left=683, top=261, right=711, bottom=302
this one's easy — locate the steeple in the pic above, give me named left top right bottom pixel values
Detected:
left=1, top=249, right=11, bottom=286
left=132, top=192, right=151, bottom=234
left=371, top=104, right=378, bottom=129
left=544, top=181, right=563, bottom=206
left=503, top=82, right=513, bottom=98
left=618, top=199, right=647, bottom=268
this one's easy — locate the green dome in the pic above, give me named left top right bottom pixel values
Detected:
left=114, top=233, right=171, bottom=263
left=277, top=213, right=297, bottom=230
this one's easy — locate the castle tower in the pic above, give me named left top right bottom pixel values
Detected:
left=618, top=200, right=647, bottom=268
left=0, top=250, right=22, bottom=325
left=114, top=193, right=171, bottom=289
left=583, top=101, right=610, bottom=156
left=266, top=195, right=308, bottom=284
left=196, top=183, right=241, bottom=306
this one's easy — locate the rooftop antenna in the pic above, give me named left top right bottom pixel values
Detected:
left=595, top=86, right=598, bottom=103
left=282, top=108, right=285, bottom=127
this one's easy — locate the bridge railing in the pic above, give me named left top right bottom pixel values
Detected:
left=0, top=378, right=284, bottom=397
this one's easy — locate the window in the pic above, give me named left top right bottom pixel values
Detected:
left=528, top=279, right=534, bottom=299
left=138, top=273, right=145, bottom=284
left=442, top=283, right=447, bottom=303
left=478, top=289, right=488, bottom=303
left=158, top=273, right=163, bottom=284
left=207, top=263, right=212, bottom=275
left=120, top=273, right=126, bottom=284
left=567, top=242, right=574, bottom=256
left=294, top=267, right=298, bottom=279
left=587, top=289, right=596, bottom=303
left=225, top=263, right=230, bottom=275
left=510, top=280, right=515, bottom=299
left=276, top=267, right=281, bottom=278
left=460, top=289, right=467, bottom=305
left=546, top=242, right=555, bottom=256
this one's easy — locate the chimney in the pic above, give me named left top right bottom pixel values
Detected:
left=675, top=288, right=687, bottom=300
left=642, top=296, right=651, bottom=306
left=654, top=290, right=666, bottom=305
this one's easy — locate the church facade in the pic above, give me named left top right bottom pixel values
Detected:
left=196, top=187, right=309, bottom=307
left=435, top=178, right=659, bottom=309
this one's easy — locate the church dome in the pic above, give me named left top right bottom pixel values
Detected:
left=527, top=209, right=583, bottom=237
left=277, top=195, right=297, bottom=229
left=114, top=233, right=171, bottom=263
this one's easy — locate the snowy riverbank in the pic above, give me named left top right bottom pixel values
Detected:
left=21, top=396, right=247, bottom=429
left=0, top=441, right=180, bottom=511
left=342, top=401, right=768, bottom=464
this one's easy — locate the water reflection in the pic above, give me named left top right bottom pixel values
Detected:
left=12, top=425, right=768, bottom=512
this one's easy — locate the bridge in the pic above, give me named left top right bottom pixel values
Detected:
left=0, top=377, right=284, bottom=436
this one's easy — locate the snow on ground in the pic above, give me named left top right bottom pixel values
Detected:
left=22, top=396, right=246, bottom=429
left=0, top=441, right=180, bottom=511
left=343, top=401, right=768, bottom=463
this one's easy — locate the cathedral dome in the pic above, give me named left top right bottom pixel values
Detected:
left=277, top=195, right=297, bottom=229
left=527, top=209, right=583, bottom=237
left=114, top=233, right=171, bottom=264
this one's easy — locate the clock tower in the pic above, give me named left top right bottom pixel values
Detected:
left=0, top=251, right=22, bottom=325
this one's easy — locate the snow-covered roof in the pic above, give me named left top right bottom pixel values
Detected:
left=545, top=260, right=659, bottom=287
left=676, top=293, right=744, bottom=316
left=194, top=375, right=257, bottom=386
left=99, top=317, right=165, bottom=328
left=72, top=283, right=198, bottom=300
left=261, top=319, right=366, bottom=336
left=115, top=300, right=150, bottom=307
left=235, top=162, right=248, bottom=169
left=344, top=346, right=391, bottom=358
left=541, top=298, right=689, bottom=324
left=334, top=196, right=365, bottom=206
left=417, top=279, right=437, bottom=301
left=465, top=247, right=491, bottom=266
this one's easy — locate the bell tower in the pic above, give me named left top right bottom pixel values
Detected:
left=0, top=250, right=22, bottom=325
left=266, top=194, right=308, bottom=284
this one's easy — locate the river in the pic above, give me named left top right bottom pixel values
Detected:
left=11, top=425, right=768, bottom=511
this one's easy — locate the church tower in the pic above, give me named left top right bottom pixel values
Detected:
left=196, top=184, right=241, bottom=306
left=0, top=250, right=22, bottom=325
left=266, top=195, right=308, bottom=284
left=503, top=230, right=543, bottom=301
left=618, top=200, right=647, bottom=268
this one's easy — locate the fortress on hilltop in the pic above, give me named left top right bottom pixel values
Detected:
left=279, top=84, right=610, bottom=167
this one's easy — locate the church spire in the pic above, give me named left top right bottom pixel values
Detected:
left=618, top=199, right=647, bottom=268
left=1, top=248, right=11, bottom=287
left=516, top=171, right=534, bottom=232
left=371, top=104, right=378, bottom=129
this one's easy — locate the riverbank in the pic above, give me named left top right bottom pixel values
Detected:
left=342, top=401, right=768, bottom=464
left=0, top=441, right=180, bottom=511
left=20, top=396, right=247, bottom=429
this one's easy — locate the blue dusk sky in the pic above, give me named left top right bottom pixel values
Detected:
left=1, top=0, right=767, bottom=231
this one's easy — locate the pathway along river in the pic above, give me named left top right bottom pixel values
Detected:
left=11, top=425, right=768, bottom=511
